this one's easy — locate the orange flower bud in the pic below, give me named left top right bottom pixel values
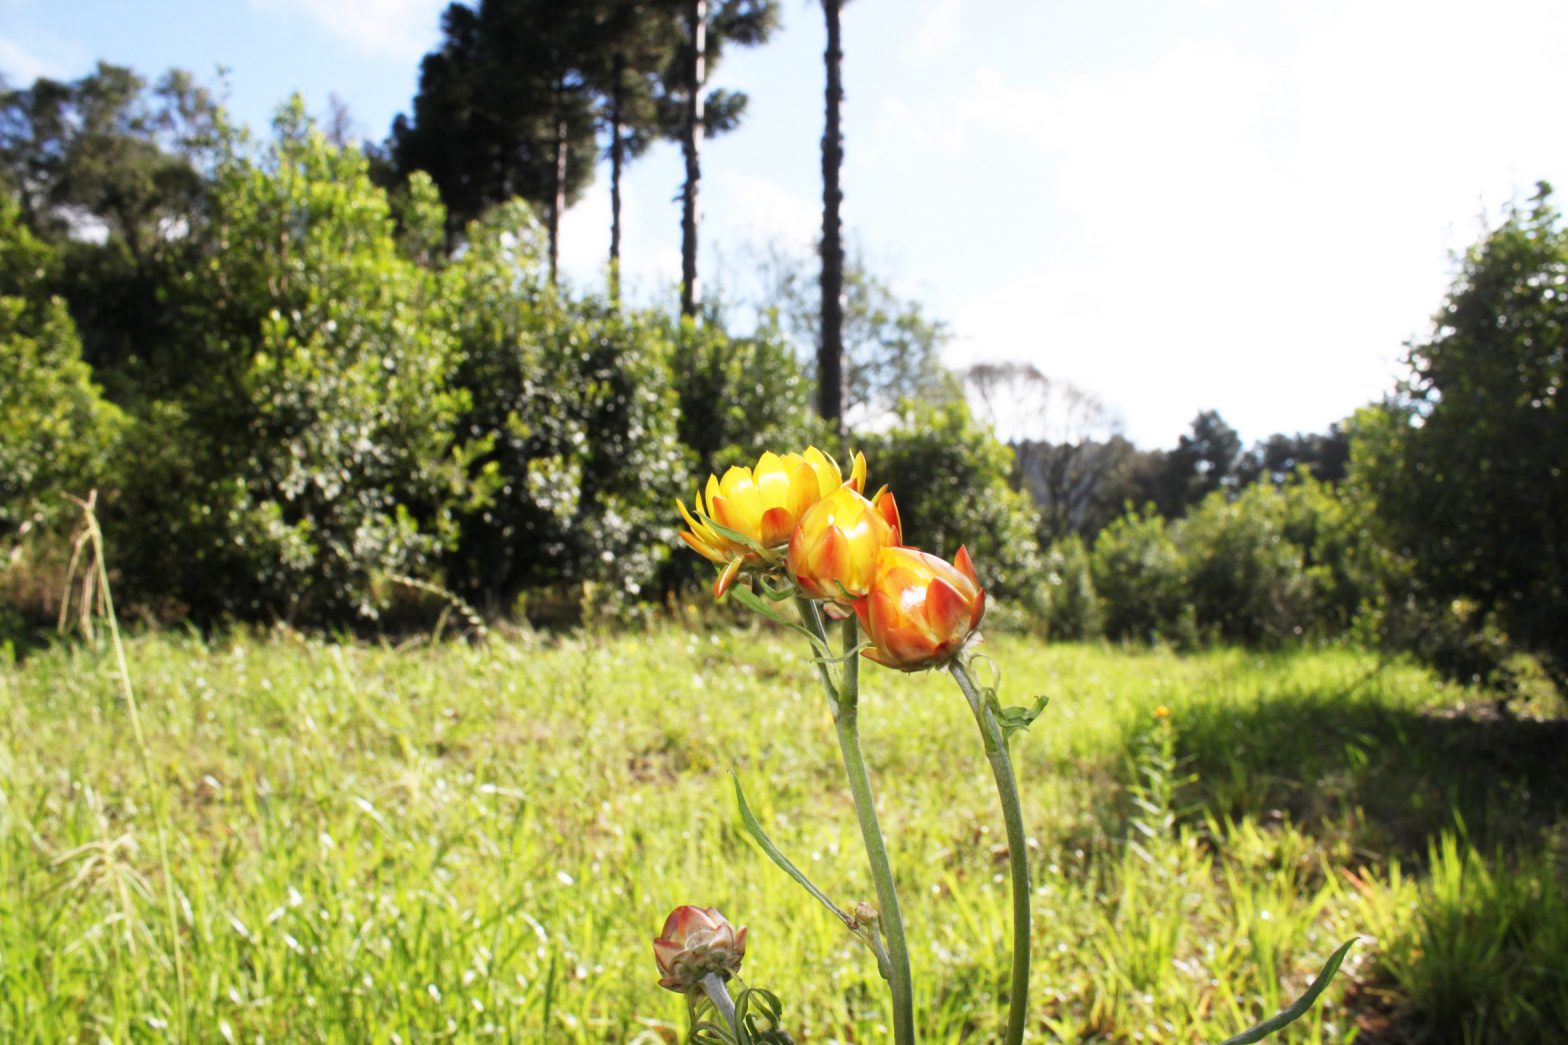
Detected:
left=652, top=905, right=749, bottom=994
left=787, top=484, right=902, bottom=605
left=855, top=546, right=986, bottom=671
left=677, top=447, right=866, bottom=598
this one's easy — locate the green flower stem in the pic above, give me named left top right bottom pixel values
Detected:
left=700, top=973, right=738, bottom=1034
left=797, top=600, right=916, bottom=1045
left=949, top=658, right=1032, bottom=1045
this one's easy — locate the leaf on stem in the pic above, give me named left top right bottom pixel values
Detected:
left=994, top=695, right=1050, bottom=741
left=726, top=586, right=825, bottom=649
left=736, top=988, right=796, bottom=1044
left=732, top=774, right=855, bottom=930
left=702, top=517, right=774, bottom=558
left=1216, top=938, right=1357, bottom=1045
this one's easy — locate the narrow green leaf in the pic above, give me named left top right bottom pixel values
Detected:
left=1216, top=938, right=1357, bottom=1045
left=701, top=516, right=774, bottom=558
left=732, top=774, right=854, bottom=930
left=726, top=586, right=823, bottom=647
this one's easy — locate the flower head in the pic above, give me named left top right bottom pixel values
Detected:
left=678, top=447, right=865, bottom=597
left=653, top=905, right=749, bottom=994
left=787, top=484, right=901, bottom=605
left=855, top=545, right=986, bottom=671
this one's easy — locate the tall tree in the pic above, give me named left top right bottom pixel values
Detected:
left=0, top=63, right=227, bottom=382
left=390, top=0, right=601, bottom=272
left=817, top=0, right=845, bottom=428
left=680, top=0, right=707, bottom=317
left=756, top=241, right=954, bottom=422
left=1355, top=184, right=1568, bottom=693
left=585, top=1, right=680, bottom=302
left=663, top=0, right=778, bottom=318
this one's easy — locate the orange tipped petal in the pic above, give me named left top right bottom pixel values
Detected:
left=679, top=529, right=729, bottom=565
left=954, top=545, right=979, bottom=587
left=678, top=499, right=721, bottom=547
left=813, top=524, right=850, bottom=581
left=874, top=490, right=902, bottom=544
left=758, top=505, right=794, bottom=547
left=714, top=557, right=744, bottom=599
left=861, top=644, right=901, bottom=668
left=925, top=575, right=973, bottom=634
left=879, top=622, right=940, bottom=668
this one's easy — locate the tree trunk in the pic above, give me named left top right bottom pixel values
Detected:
left=818, top=0, right=845, bottom=430
left=549, top=83, right=568, bottom=287
left=609, top=51, right=626, bottom=307
left=681, top=0, right=707, bottom=319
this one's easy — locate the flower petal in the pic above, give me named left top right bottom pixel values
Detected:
left=714, top=557, right=745, bottom=599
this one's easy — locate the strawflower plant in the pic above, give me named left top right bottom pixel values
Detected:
left=661, top=446, right=1354, bottom=1044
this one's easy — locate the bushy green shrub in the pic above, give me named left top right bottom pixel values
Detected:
left=1275, top=471, right=1386, bottom=635
left=441, top=201, right=687, bottom=615
left=1041, top=533, right=1100, bottom=640
left=1090, top=507, right=1187, bottom=643
left=670, top=313, right=825, bottom=481
left=1173, top=484, right=1315, bottom=646
left=113, top=105, right=471, bottom=623
left=859, top=399, right=1047, bottom=624
left=0, top=198, right=123, bottom=536
left=661, top=313, right=826, bottom=594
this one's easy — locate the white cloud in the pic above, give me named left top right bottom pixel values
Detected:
left=925, top=2, right=1568, bottom=447
left=913, top=0, right=962, bottom=59
left=0, top=31, right=79, bottom=83
left=247, top=0, right=447, bottom=61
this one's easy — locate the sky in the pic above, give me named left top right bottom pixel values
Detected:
left=5, top=0, right=1568, bottom=449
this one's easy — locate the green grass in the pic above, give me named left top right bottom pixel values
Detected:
left=0, top=625, right=1564, bottom=1042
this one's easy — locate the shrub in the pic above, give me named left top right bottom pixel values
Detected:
left=113, top=105, right=471, bottom=623
left=1041, top=533, right=1100, bottom=640
left=0, top=198, right=124, bottom=538
left=1090, top=507, right=1187, bottom=643
left=1173, top=484, right=1315, bottom=646
left=441, top=200, right=687, bottom=615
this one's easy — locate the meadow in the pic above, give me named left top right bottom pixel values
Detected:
left=1, top=624, right=1564, bottom=1043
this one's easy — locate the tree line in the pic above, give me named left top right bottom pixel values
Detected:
left=0, top=55, right=1563, bottom=697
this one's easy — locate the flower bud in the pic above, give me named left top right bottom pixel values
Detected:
left=652, top=905, right=749, bottom=994
left=855, top=546, right=986, bottom=671
left=787, top=484, right=901, bottom=605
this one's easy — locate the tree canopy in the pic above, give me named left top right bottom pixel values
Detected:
left=1354, top=184, right=1568, bottom=691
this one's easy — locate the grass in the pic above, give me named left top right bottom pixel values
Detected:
left=0, top=623, right=1564, bottom=1042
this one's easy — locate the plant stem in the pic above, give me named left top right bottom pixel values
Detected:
left=949, top=658, right=1031, bottom=1045
left=701, top=973, right=738, bottom=1035
left=796, top=600, right=916, bottom=1044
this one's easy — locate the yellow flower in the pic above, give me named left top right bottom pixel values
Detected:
left=854, top=545, right=986, bottom=671
left=678, top=447, right=865, bottom=597
left=787, top=484, right=901, bottom=605
left=652, top=905, right=749, bottom=994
